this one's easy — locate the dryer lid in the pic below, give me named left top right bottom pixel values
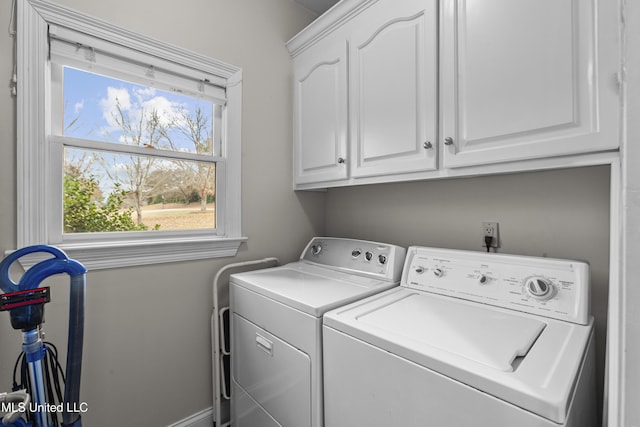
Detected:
left=230, top=263, right=398, bottom=317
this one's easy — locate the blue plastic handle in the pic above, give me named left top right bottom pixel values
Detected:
left=1, top=418, right=29, bottom=426
left=0, top=245, right=86, bottom=293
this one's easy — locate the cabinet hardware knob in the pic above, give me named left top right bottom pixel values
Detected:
left=423, top=141, right=433, bottom=149
left=337, top=157, right=345, bottom=164
left=444, top=137, right=455, bottom=146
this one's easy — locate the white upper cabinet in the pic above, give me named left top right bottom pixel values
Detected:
left=349, top=0, right=438, bottom=178
left=440, top=0, right=619, bottom=168
left=293, top=34, right=348, bottom=184
left=288, top=0, right=620, bottom=189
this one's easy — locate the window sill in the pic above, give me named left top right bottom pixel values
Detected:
left=10, top=236, right=247, bottom=270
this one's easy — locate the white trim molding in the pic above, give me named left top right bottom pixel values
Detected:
left=166, top=407, right=213, bottom=427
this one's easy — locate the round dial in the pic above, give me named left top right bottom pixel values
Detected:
left=351, top=249, right=362, bottom=258
left=525, top=277, right=555, bottom=301
left=432, top=268, right=444, bottom=278
left=311, top=244, right=322, bottom=256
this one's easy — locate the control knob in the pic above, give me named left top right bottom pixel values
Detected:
left=432, top=268, right=444, bottom=278
left=311, top=244, right=322, bottom=256
left=525, top=277, right=555, bottom=301
left=378, top=254, right=387, bottom=265
left=351, top=249, right=362, bottom=258
left=365, top=251, right=373, bottom=261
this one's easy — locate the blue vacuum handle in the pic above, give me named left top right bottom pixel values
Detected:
left=0, top=245, right=86, bottom=294
left=0, top=246, right=86, bottom=427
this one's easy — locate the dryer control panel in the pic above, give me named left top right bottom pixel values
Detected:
left=402, top=246, right=590, bottom=325
left=301, top=237, right=406, bottom=283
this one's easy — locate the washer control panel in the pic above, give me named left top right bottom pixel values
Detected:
left=301, top=237, right=406, bottom=282
left=402, top=246, right=590, bottom=325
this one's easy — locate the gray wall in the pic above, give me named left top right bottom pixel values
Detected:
left=324, top=165, right=611, bottom=414
left=0, top=0, right=323, bottom=425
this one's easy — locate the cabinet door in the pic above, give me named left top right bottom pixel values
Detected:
left=441, top=0, right=619, bottom=168
left=293, top=36, right=348, bottom=185
left=349, top=0, right=438, bottom=179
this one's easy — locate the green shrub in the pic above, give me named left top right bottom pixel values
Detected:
left=64, top=174, right=148, bottom=232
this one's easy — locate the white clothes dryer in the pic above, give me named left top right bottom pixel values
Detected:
left=229, top=237, right=406, bottom=427
left=323, top=246, right=597, bottom=427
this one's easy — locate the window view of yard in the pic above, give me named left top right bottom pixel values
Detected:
left=61, top=67, right=217, bottom=233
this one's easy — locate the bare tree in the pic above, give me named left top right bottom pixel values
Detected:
left=100, top=98, right=167, bottom=226
left=163, top=106, right=215, bottom=212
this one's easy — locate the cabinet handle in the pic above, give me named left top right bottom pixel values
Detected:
left=337, top=157, right=346, bottom=164
left=444, top=137, right=455, bottom=146
left=423, top=141, right=433, bottom=149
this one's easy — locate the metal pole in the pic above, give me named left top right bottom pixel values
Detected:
left=23, top=328, right=48, bottom=427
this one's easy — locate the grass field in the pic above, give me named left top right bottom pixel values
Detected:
left=137, top=203, right=215, bottom=230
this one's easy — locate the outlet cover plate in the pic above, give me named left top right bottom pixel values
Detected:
left=482, top=222, right=499, bottom=248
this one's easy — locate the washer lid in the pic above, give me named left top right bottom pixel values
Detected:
left=324, top=288, right=593, bottom=423
left=230, top=262, right=398, bottom=317
left=357, top=292, right=545, bottom=372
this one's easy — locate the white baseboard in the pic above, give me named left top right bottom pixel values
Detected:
left=167, top=407, right=213, bottom=427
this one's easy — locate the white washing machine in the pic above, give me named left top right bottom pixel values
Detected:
left=229, top=237, right=406, bottom=427
left=323, top=246, right=597, bottom=427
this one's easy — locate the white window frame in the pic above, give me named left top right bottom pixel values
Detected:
left=16, top=0, right=246, bottom=269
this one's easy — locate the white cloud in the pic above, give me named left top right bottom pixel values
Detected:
left=99, top=85, right=184, bottom=132
left=100, top=86, right=132, bottom=128
left=98, top=84, right=203, bottom=152
left=73, top=100, right=84, bottom=115
left=142, top=95, right=181, bottom=127
left=134, top=87, right=157, bottom=101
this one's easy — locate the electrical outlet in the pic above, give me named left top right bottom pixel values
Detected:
left=482, top=221, right=499, bottom=248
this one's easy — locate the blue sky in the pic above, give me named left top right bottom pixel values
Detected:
left=62, top=67, right=216, bottom=202
left=63, top=67, right=213, bottom=154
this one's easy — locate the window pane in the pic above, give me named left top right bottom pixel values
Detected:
left=64, top=147, right=216, bottom=233
left=63, top=67, right=215, bottom=155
